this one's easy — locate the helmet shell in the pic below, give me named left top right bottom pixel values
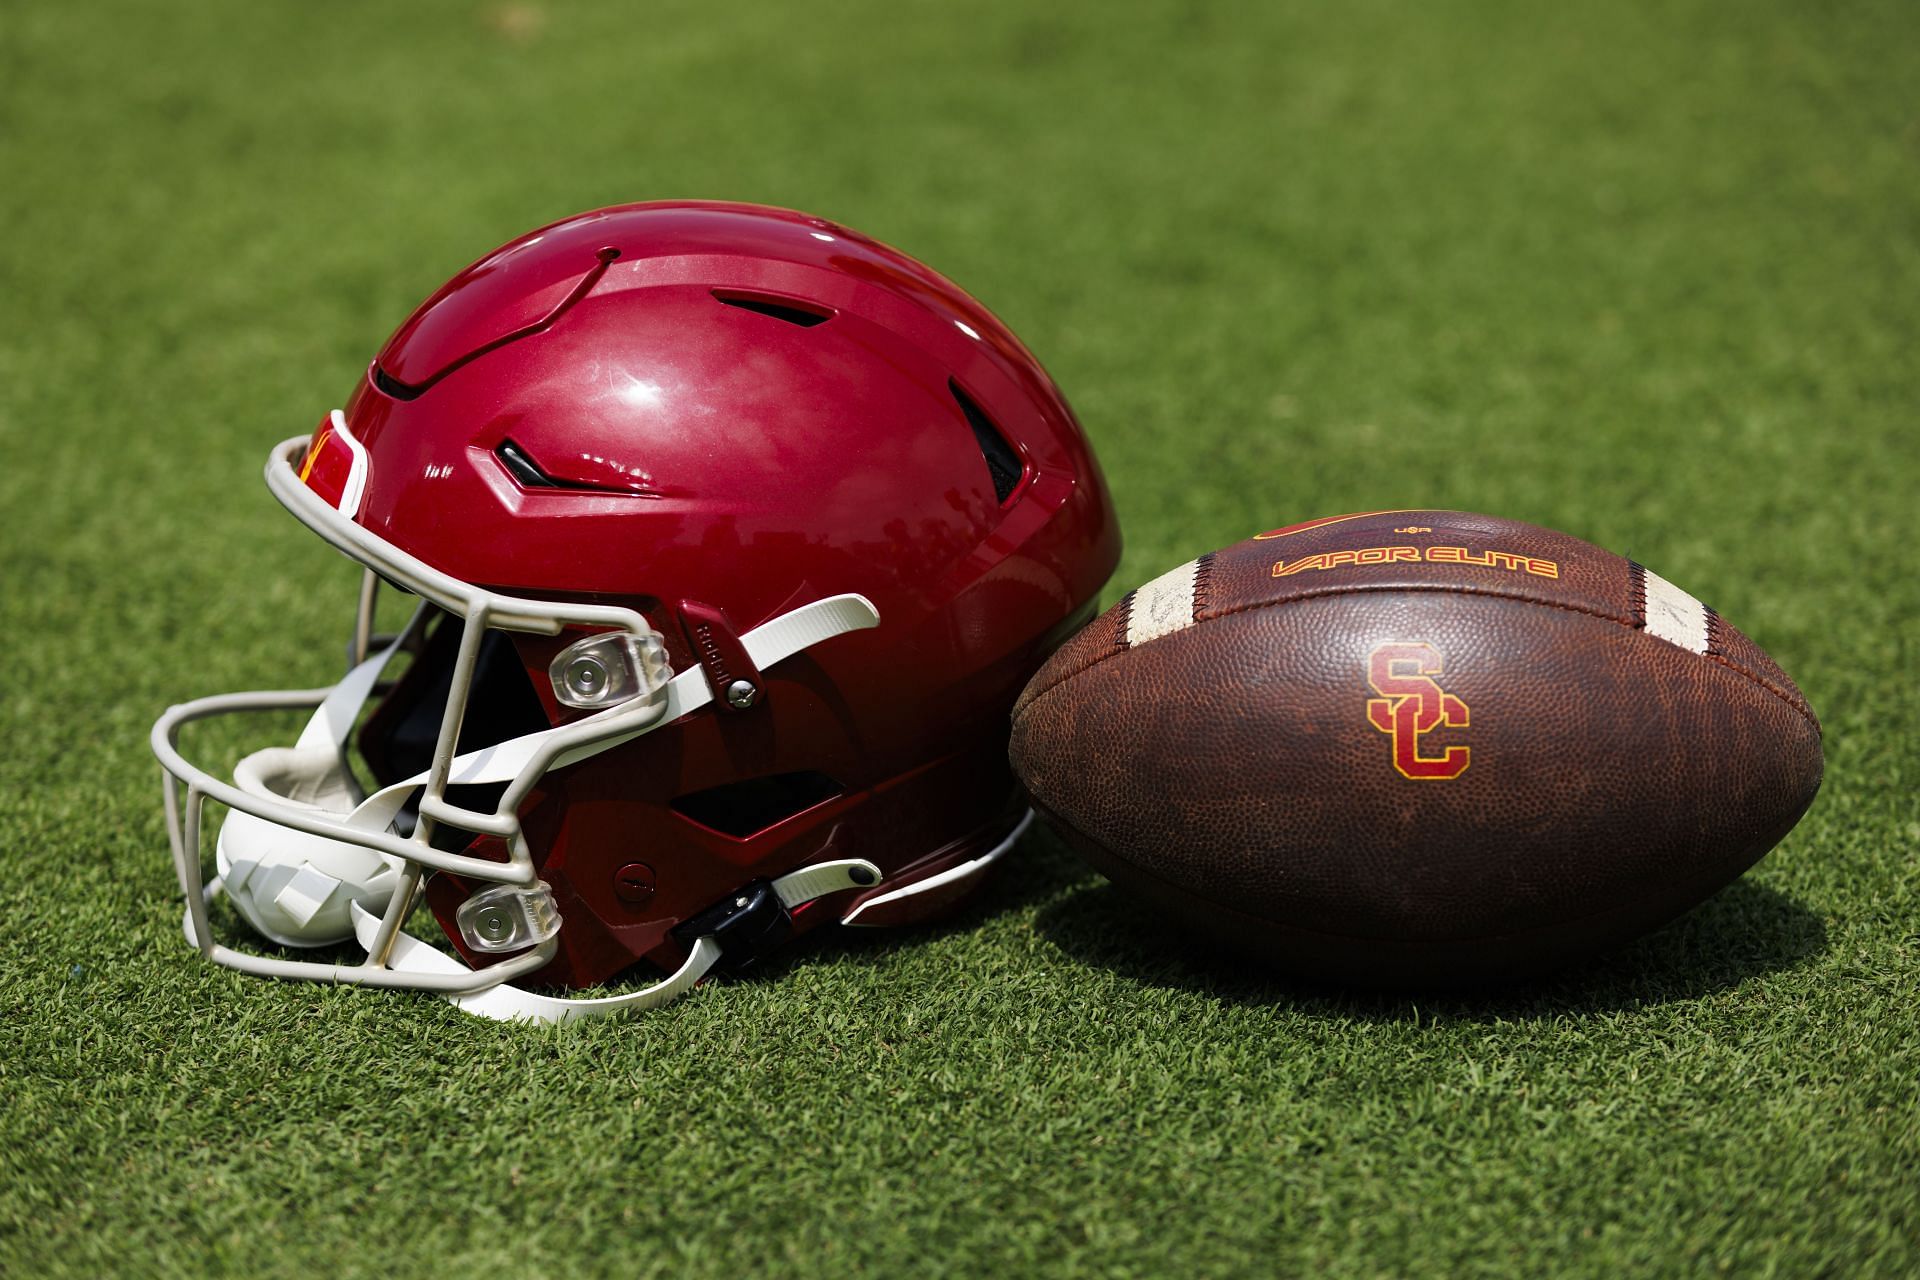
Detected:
left=315, top=202, right=1120, bottom=986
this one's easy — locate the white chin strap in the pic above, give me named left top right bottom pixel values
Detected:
left=209, top=594, right=886, bottom=1023
left=347, top=857, right=881, bottom=1024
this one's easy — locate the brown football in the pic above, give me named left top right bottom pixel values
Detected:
left=1010, top=510, right=1823, bottom=986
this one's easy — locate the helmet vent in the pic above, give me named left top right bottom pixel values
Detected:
left=950, top=379, right=1023, bottom=504
left=712, top=291, right=833, bottom=328
left=372, top=364, right=426, bottom=402
left=671, top=771, right=843, bottom=839
left=495, top=440, right=560, bottom=488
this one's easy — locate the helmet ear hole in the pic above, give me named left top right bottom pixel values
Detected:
left=670, top=771, right=843, bottom=839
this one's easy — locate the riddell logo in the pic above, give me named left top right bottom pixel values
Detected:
left=1366, top=643, right=1470, bottom=780
left=692, top=621, right=733, bottom=688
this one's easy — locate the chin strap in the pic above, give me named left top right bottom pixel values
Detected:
left=347, top=857, right=882, bottom=1024
left=839, top=809, right=1033, bottom=926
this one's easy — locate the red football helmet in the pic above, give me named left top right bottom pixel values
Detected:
left=153, top=202, right=1120, bottom=1021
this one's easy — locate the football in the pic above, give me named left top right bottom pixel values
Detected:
left=1010, top=510, right=1823, bottom=986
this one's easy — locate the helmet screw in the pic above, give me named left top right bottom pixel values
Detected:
left=726, top=679, right=759, bottom=709
left=613, top=862, right=656, bottom=906
left=474, top=907, right=514, bottom=944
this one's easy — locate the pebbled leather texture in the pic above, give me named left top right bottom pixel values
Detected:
left=1010, top=510, right=1823, bottom=985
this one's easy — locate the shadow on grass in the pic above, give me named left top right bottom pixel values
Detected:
left=591, top=824, right=1826, bottom=1020
left=1028, top=874, right=1828, bottom=1019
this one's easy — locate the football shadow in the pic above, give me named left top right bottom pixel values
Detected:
left=721, top=825, right=1828, bottom=1018
left=1029, top=873, right=1829, bottom=1019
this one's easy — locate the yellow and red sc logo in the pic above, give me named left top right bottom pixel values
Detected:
left=1365, top=643, right=1470, bottom=780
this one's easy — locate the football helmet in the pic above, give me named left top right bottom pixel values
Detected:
left=152, top=201, right=1120, bottom=1022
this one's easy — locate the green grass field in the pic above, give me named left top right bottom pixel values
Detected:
left=3, top=1, right=1916, bottom=1275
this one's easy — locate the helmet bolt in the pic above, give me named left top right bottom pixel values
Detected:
left=564, top=655, right=609, bottom=700
left=474, top=907, right=514, bottom=944
left=726, top=679, right=759, bottom=709
left=613, top=862, right=656, bottom=906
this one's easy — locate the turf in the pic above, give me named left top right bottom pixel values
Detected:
left=2, top=0, right=1916, bottom=1275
